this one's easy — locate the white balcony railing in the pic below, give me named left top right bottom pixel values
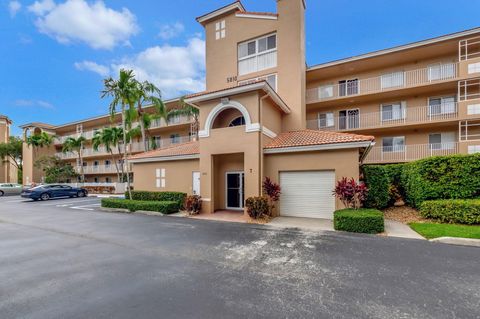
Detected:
left=55, top=135, right=193, bottom=160
left=364, top=142, right=459, bottom=164
left=54, top=116, right=192, bottom=144
left=307, top=104, right=458, bottom=131
left=307, top=63, right=458, bottom=103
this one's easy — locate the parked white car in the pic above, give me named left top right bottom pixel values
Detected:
left=0, top=184, right=24, bottom=196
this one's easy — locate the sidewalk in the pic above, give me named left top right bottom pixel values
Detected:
left=384, top=220, right=425, bottom=240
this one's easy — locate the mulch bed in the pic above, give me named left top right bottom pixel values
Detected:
left=383, top=206, right=428, bottom=224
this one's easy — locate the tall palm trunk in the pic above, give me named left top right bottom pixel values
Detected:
left=78, top=152, right=85, bottom=183
left=122, top=106, right=133, bottom=199
left=109, top=149, right=121, bottom=182
left=139, top=117, right=148, bottom=151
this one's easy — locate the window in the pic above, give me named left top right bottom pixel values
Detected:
left=156, top=168, right=166, bottom=188
left=229, top=116, right=246, bottom=127
left=428, top=63, right=456, bottom=81
left=382, top=136, right=405, bottom=153
left=93, top=161, right=99, bottom=166
left=153, top=136, right=162, bottom=148
left=339, top=109, right=360, bottom=130
left=319, top=84, right=334, bottom=99
left=338, top=79, right=359, bottom=96
left=468, top=104, right=480, bottom=115
left=170, top=134, right=180, bottom=144
left=468, top=62, right=480, bottom=74
left=428, top=96, right=456, bottom=115
left=429, top=132, right=456, bottom=150
left=82, top=162, right=87, bottom=167
left=318, top=112, right=334, bottom=128
left=238, top=34, right=277, bottom=76
left=468, top=145, right=480, bottom=154
left=381, top=71, right=405, bottom=89
left=106, top=177, right=111, bottom=183
left=76, top=124, right=83, bottom=134
left=105, top=160, right=111, bottom=167
left=215, top=20, right=225, bottom=40
left=94, top=177, right=99, bottom=183
left=381, top=102, right=406, bottom=121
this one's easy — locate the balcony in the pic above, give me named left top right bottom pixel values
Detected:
left=54, top=115, right=192, bottom=145
left=363, top=143, right=459, bottom=164
left=77, top=164, right=124, bottom=175
left=307, top=63, right=458, bottom=104
left=307, top=103, right=459, bottom=132
left=55, top=135, right=193, bottom=159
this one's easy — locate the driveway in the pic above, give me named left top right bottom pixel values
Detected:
left=0, top=196, right=479, bottom=319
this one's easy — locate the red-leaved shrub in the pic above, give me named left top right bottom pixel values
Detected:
left=333, top=177, right=368, bottom=209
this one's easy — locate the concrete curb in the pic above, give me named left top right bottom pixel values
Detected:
left=99, top=207, right=167, bottom=217
left=430, top=237, right=480, bottom=247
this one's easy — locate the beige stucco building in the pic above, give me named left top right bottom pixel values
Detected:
left=20, top=0, right=480, bottom=219
left=0, top=115, right=18, bottom=184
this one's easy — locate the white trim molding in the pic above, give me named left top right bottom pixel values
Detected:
left=196, top=2, right=245, bottom=24
left=130, top=154, right=199, bottom=164
left=199, top=100, right=263, bottom=138
left=262, top=126, right=277, bottom=139
left=235, top=13, right=278, bottom=20
left=264, top=141, right=375, bottom=154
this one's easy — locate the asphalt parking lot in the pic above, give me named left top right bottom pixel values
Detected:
left=0, top=195, right=479, bottom=319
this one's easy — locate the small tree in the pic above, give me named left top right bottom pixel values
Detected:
left=333, top=177, right=368, bottom=209
left=0, top=136, right=23, bottom=172
left=34, top=156, right=78, bottom=183
left=62, top=136, right=86, bottom=182
left=262, top=177, right=281, bottom=215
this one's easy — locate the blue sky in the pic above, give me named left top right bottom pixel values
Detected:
left=1, top=0, right=479, bottom=136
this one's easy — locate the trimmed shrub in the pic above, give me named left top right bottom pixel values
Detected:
left=362, top=165, right=390, bottom=209
left=125, top=191, right=186, bottom=207
left=102, top=198, right=179, bottom=214
left=334, top=208, right=384, bottom=234
left=401, top=154, right=480, bottom=207
left=245, top=196, right=270, bottom=219
left=420, top=199, right=480, bottom=225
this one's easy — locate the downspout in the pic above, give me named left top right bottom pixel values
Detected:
left=359, top=141, right=376, bottom=164
left=259, top=93, right=270, bottom=196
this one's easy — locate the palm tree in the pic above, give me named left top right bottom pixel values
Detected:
left=26, top=132, right=55, bottom=156
left=92, top=127, right=123, bottom=182
left=132, top=80, right=167, bottom=151
left=62, top=136, right=86, bottom=182
left=167, top=97, right=199, bottom=140
left=101, top=69, right=137, bottom=199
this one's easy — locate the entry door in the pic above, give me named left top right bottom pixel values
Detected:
left=192, top=172, right=201, bottom=195
left=339, top=109, right=360, bottom=130
left=226, top=172, right=244, bottom=210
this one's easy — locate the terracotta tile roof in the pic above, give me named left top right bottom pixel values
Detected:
left=129, top=141, right=200, bottom=160
left=237, top=11, right=278, bottom=17
left=185, top=80, right=265, bottom=99
left=265, top=130, right=375, bottom=149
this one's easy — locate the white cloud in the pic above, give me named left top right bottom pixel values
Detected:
left=78, top=37, right=206, bottom=98
left=9, top=1, right=22, bottom=17
left=28, top=0, right=139, bottom=50
left=158, top=22, right=185, bottom=40
left=14, top=99, right=55, bottom=109
left=27, top=0, right=54, bottom=15
left=74, top=60, right=110, bottom=77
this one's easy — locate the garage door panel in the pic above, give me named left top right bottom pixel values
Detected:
left=280, top=171, right=335, bottom=219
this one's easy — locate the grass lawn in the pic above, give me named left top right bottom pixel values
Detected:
left=409, top=222, right=480, bottom=239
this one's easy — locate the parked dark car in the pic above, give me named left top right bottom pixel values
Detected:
left=21, top=185, right=88, bottom=201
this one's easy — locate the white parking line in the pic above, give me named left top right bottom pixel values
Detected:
left=40, top=199, right=100, bottom=206
left=70, top=204, right=101, bottom=211
left=4, top=199, right=30, bottom=203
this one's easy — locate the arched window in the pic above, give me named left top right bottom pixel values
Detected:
left=229, top=116, right=246, bottom=127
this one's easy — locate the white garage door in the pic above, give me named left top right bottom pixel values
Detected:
left=279, top=171, right=336, bottom=219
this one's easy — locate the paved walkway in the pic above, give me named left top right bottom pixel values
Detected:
left=190, top=210, right=249, bottom=223
left=384, top=219, right=425, bottom=239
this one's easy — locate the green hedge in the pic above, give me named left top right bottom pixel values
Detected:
left=362, top=164, right=405, bottom=209
left=420, top=199, right=480, bottom=225
left=125, top=191, right=186, bottom=207
left=334, top=209, right=384, bottom=234
left=102, top=198, right=179, bottom=214
left=401, top=154, right=480, bottom=207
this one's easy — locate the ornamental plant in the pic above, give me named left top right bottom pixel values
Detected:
left=186, top=195, right=202, bottom=215
left=262, top=177, right=281, bottom=215
left=333, top=177, right=368, bottom=209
